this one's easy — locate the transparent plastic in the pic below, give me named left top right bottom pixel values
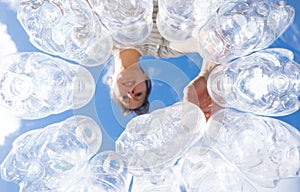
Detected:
left=157, top=0, right=223, bottom=42
left=65, top=151, right=132, bottom=192
left=196, top=0, right=295, bottom=64
left=17, top=0, right=113, bottom=66
left=0, top=115, right=102, bottom=192
left=89, top=0, right=153, bottom=45
left=207, top=48, right=300, bottom=116
left=131, top=167, right=184, bottom=192
left=180, top=145, right=257, bottom=192
left=202, top=109, right=300, bottom=188
left=0, top=52, right=95, bottom=119
left=115, top=102, right=206, bottom=176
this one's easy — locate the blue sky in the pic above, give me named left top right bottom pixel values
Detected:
left=0, top=0, right=300, bottom=192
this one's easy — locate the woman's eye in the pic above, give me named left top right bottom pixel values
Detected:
left=135, top=92, right=142, bottom=97
left=121, top=95, right=129, bottom=100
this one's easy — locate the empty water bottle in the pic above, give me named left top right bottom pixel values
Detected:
left=17, top=0, right=113, bottom=66
left=204, top=109, right=300, bottom=188
left=115, top=102, right=206, bottom=176
left=65, top=151, right=131, bottom=192
left=89, top=0, right=153, bottom=45
left=157, top=0, right=223, bottom=42
left=207, top=48, right=300, bottom=116
left=0, top=115, right=102, bottom=192
left=132, top=154, right=187, bottom=191
left=196, top=0, right=295, bottom=64
left=131, top=167, right=184, bottom=192
left=180, top=143, right=257, bottom=192
left=0, top=52, right=95, bottom=119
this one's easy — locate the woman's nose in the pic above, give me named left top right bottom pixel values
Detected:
left=127, top=90, right=135, bottom=98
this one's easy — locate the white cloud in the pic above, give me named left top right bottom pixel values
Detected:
left=0, top=107, right=21, bottom=145
left=0, top=22, right=20, bottom=145
left=0, top=22, right=17, bottom=58
left=0, top=0, right=18, bottom=11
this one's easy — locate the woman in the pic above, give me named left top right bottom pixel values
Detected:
left=108, top=0, right=216, bottom=117
left=108, top=0, right=183, bottom=115
left=109, top=48, right=217, bottom=118
left=108, top=49, right=152, bottom=115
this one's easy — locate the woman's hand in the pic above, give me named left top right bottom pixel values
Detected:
left=183, top=75, right=220, bottom=120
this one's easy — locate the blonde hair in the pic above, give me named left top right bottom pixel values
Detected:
left=111, top=89, right=131, bottom=115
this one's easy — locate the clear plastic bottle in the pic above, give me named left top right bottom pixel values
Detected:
left=0, top=115, right=102, bottom=192
left=203, top=109, right=300, bottom=188
left=115, top=102, right=206, bottom=176
left=196, top=0, right=295, bottom=64
left=0, top=52, right=95, bottom=119
left=207, top=48, right=300, bottom=116
left=131, top=167, right=184, bottom=192
left=157, top=0, right=223, bottom=42
left=180, top=143, right=257, bottom=192
left=88, top=0, right=153, bottom=45
left=17, top=0, right=113, bottom=66
left=65, top=151, right=131, bottom=192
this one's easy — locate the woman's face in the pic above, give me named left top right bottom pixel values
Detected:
left=112, top=63, right=148, bottom=110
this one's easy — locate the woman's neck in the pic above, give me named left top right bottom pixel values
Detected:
left=119, top=49, right=142, bottom=69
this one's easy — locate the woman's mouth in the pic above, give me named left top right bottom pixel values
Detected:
left=122, top=80, right=135, bottom=87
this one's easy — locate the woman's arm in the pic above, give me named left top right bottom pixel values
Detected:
left=183, top=60, right=220, bottom=120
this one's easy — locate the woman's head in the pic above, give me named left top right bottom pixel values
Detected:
left=111, top=76, right=151, bottom=115
left=109, top=61, right=152, bottom=115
